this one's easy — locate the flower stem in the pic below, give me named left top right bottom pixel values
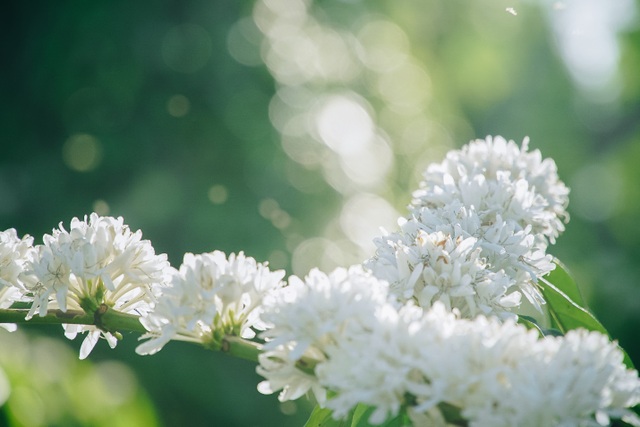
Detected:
left=0, top=307, right=264, bottom=364
left=0, top=307, right=147, bottom=334
left=220, top=335, right=261, bottom=363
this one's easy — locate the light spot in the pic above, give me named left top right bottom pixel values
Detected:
left=268, top=250, right=289, bottom=269
left=167, top=95, right=190, bottom=117
left=95, top=361, right=137, bottom=405
left=271, top=209, right=291, bottom=229
left=227, top=17, right=263, bottom=67
left=0, top=368, right=9, bottom=406
left=280, top=401, right=297, bottom=415
left=92, top=199, right=110, bottom=216
left=208, top=185, right=228, bottom=205
left=259, top=198, right=279, bottom=218
left=356, top=20, right=410, bottom=73
left=315, top=94, right=375, bottom=156
left=339, top=193, right=399, bottom=252
left=571, top=163, right=622, bottom=222
left=292, top=237, right=345, bottom=276
left=506, top=7, right=518, bottom=16
left=62, top=134, right=102, bottom=172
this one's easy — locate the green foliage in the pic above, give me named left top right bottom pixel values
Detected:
left=540, top=261, right=635, bottom=369
left=304, top=405, right=347, bottom=427
left=540, top=261, right=608, bottom=335
left=304, top=404, right=411, bottom=427
left=0, top=329, right=158, bottom=427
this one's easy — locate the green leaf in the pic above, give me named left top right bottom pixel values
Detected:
left=350, top=404, right=410, bottom=427
left=541, top=260, right=635, bottom=369
left=539, top=275, right=608, bottom=336
left=545, top=259, right=586, bottom=306
left=304, top=405, right=349, bottom=427
left=350, top=404, right=369, bottom=426
left=518, top=315, right=545, bottom=336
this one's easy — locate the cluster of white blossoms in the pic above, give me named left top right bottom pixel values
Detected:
left=257, top=266, right=390, bottom=403
left=366, top=136, right=569, bottom=318
left=0, top=136, right=638, bottom=426
left=0, top=229, right=34, bottom=331
left=136, top=251, right=285, bottom=355
left=4, top=214, right=169, bottom=358
left=319, top=302, right=640, bottom=426
left=255, top=137, right=640, bottom=425
left=257, top=272, right=640, bottom=426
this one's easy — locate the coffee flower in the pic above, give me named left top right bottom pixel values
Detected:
left=257, top=266, right=391, bottom=404
left=0, top=229, right=34, bottom=331
left=316, top=303, right=640, bottom=426
left=366, top=228, right=519, bottom=318
left=367, top=137, right=565, bottom=317
left=137, top=251, right=285, bottom=355
left=411, top=136, right=570, bottom=245
left=20, top=213, right=169, bottom=358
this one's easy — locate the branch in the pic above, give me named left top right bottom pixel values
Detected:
left=0, top=307, right=146, bottom=334
left=221, top=335, right=261, bottom=363
left=0, top=308, right=320, bottom=376
left=0, top=307, right=265, bottom=365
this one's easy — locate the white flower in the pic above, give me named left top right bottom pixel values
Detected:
left=412, top=205, right=553, bottom=309
left=463, top=330, right=640, bottom=427
left=312, top=302, right=640, bottom=426
left=368, top=139, right=565, bottom=314
left=411, top=136, right=570, bottom=245
left=260, top=266, right=389, bottom=358
left=316, top=303, right=525, bottom=424
left=0, top=228, right=34, bottom=292
left=366, top=227, right=520, bottom=318
left=0, top=229, right=35, bottom=332
left=316, top=303, right=428, bottom=424
left=137, top=251, right=285, bottom=355
left=256, top=265, right=391, bottom=403
left=19, top=213, right=169, bottom=358
left=256, top=344, right=327, bottom=403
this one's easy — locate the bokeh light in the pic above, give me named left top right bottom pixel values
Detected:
left=541, top=0, right=637, bottom=98
left=2, top=0, right=640, bottom=425
left=62, top=134, right=103, bottom=172
left=167, top=94, right=191, bottom=117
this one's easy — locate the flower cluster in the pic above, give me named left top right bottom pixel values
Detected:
left=317, top=302, right=640, bottom=426
left=257, top=274, right=640, bottom=426
left=18, top=214, right=169, bottom=358
left=366, top=136, right=569, bottom=318
left=257, top=266, right=389, bottom=403
left=0, top=136, right=638, bottom=427
left=136, top=251, right=285, bottom=355
left=256, top=137, right=640, bottom=425
left=0, top=229, right=34, bottom=331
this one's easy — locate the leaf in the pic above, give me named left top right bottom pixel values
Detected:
left=304, top=405, right=349, bottom=427
left=304, top=402, right=413, bottom=427
left=517, top=315, right=545, bottom=336
left=540, top=275, right=608, bottom=335
left=350, top=404, right=410, bottom=427
left=545, top=259, right=585, bottom=306
left=541, top=260, right=635, bottom=369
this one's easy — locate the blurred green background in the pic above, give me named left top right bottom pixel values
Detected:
left=1, top=0, right=639, bottom=425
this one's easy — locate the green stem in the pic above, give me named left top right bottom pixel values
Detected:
left=0, top=308, right=94, bottom=326
left=0, top=307, right=264, bottom=365
left=220, top=335, right=261, bottom=363
left=0, top=307, right=148, bottom=334
left=0, top=308, right=318, bottom=375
